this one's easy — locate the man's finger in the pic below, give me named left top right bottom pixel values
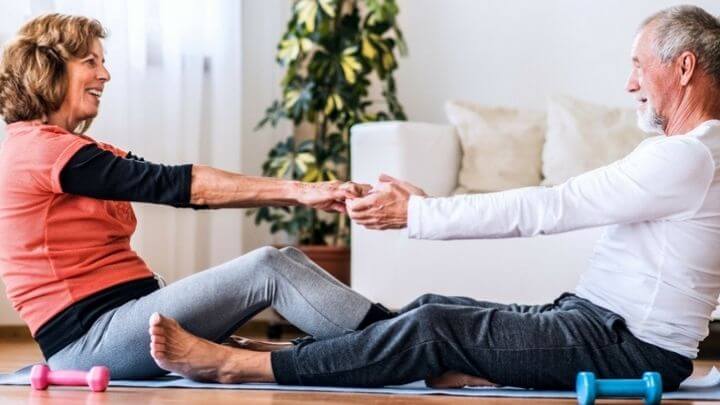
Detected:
left=353, top=213, right=379, bottom=224
left=380, top=173, right=421, bottom=192
left=378, top=173, right=399, bottom=183
left=362, top=218, right=383, bottom=226
left=348, top=209, right=370, bottom=218
left=348, top=207, right=369, bottom=219
left=351, top=212, right=376, bottom=223
left=350, top=195, right=380, bottom=212
left=347, top=205, right=370, bottom=219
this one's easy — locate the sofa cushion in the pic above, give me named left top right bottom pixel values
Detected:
left=445, top=100, right=545, bottom=193
left=542, top=95, right=647, bottom=185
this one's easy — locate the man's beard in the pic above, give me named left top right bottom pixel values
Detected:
left=636, top=99, right=666, bottom=135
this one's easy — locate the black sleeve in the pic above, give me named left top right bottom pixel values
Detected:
left=125, top=151, right=146, bottom=162
left=59, top=144, right=208, bottom=209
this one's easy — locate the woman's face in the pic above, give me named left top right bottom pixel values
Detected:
left=58, top=38, right=110, bottom=127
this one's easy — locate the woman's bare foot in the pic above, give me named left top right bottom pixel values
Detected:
left=224, top=335, right=293, bottom=352
left=148, top=312, right=275, bottom=383
left=426, top=371, right=497, bottom=388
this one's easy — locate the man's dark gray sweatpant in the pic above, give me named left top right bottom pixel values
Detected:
left=271, top=293, right=693, bottom=390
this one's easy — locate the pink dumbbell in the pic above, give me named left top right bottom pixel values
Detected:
left=30, top=365, right=110, bottom=392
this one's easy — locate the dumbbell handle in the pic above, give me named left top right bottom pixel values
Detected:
left=46, top=370, right=93, bottom=386
left=596, top=379, right=649, bottom=397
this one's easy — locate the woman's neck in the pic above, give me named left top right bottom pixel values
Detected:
left=46, top=109, right=79, bottom=133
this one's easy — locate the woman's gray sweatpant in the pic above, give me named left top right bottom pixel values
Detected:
left=47, top=246, right=372, bottom=379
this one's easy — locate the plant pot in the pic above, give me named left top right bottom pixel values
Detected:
left=297, top=245, right=351, bottom=286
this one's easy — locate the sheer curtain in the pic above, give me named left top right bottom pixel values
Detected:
left=0, top=0, right=244, bottom=282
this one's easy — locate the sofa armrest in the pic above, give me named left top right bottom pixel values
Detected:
left=350, top=121, right=460, bottom=197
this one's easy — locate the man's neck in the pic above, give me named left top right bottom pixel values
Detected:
left=664, top=86, right=720, bottom=136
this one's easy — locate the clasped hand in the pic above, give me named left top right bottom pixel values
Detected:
left=298, top=180, right=371, bottom=212
left=347, top=174, right=427, bottom=230
left=300, top=175, right=426, bottom=230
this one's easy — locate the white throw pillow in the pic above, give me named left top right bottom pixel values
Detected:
left=542, top=95, right=647, bottom=185
left=445, top=100, right=545, bottom=193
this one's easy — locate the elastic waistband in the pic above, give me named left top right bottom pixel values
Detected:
left=554, top=292, right=626, bottom=330
left=36, top=277, right=159, bottom=359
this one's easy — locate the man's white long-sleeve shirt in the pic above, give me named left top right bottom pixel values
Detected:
left=408, top=120, right=720, bottom=358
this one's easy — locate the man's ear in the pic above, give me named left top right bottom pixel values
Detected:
left=678, top=51, right=697, bottom=86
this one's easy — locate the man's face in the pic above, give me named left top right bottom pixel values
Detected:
left=626, top=24, right=677, bottom=135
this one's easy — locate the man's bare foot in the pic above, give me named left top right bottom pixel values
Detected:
left=426, top=371, right=497, bottom=388
left=224, top=335, right=293, bottom=352
left=148, top=312, right=274, bottom=383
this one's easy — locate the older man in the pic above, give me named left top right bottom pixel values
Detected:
left=147, top=5, right=720, bottom=390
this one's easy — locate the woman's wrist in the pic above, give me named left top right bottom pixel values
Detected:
left=286, top=180, right=305, bottom=206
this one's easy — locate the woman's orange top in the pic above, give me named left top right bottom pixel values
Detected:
left=0, top=121, right=153, bottom=335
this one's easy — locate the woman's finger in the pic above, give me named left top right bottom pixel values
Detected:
left=331, top=202, right=347, bottom=213
left=342, top=182, right=372, bottom=198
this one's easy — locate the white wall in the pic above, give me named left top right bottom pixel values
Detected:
left=395, top=0, right=720, bottom=121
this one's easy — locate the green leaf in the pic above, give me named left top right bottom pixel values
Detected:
left=278, top=37, right=300, bottom=65
left=295, top=0, right=318, bottom=32
left=340, top=48, right=362, bottom=84
left=361, top=35, right=378, bottom=60
left=324, top=92, right=343, bottom=115
left=318, top=0, right=335, bottom=17
left=283, top=89, right=301, bottom=109
left=381, top=51, right=395, bottom=70
left=255, top=100, right=285, bottom=130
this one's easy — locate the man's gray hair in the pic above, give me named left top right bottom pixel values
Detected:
left=641, top=5, right=720, bottom=84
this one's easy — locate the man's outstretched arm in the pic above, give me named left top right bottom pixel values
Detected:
left=350, top=137, right=714, bottom=240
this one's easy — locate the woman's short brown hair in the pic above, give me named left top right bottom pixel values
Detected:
left=0, top=13, right=106, bottom=127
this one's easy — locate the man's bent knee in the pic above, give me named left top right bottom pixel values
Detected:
left=408, top=304, right=453, bottom=326
left=416, top=293, right=449, bottom=305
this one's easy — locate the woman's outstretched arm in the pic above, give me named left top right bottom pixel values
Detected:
left=60, top=144, right=367, bottom=212
left=190, top=164, right=365, bottom=211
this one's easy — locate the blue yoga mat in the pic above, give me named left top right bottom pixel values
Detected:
left=3, top=364, right=720, bottom=400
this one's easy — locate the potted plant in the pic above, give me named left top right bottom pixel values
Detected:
left=252, top=0, right=407, bottom=285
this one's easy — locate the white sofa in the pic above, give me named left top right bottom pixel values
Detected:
left=350, top=121, right=605, bottom=309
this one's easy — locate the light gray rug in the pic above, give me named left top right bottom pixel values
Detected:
left=2, top=364, right=720, bottom=400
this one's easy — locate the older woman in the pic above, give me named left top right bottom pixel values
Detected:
left=0, top=14, right=392, bottom=379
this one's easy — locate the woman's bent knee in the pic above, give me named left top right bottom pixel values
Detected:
left=241, top=246, right=283, bottom=268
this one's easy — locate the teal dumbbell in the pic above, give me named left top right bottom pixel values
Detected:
left=576, top=371, right=662, bottom=405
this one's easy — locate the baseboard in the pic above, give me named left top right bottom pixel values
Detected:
left=0, top=325, right=31, bottom=339
left=234, top=319, right=302, bottom=340
left=698, top=321, right=720, bottom=359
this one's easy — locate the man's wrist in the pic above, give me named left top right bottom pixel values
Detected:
left=407, top=195, right=425, bottom=238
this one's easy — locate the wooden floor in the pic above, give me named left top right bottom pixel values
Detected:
left=1, top=337, right=719, bottom=404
